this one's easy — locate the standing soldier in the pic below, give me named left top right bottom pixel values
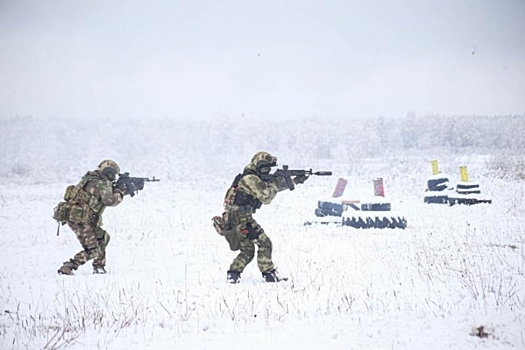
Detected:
left=54, top=160, right=138, bottom=275
left=215, top=151, right=308, bottom=283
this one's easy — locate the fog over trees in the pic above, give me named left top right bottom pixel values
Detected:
left=1, top=114, right=524, bottom=185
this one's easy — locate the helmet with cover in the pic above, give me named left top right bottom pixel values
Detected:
left=97, top=159, right=120, bottom=180
left=250, top=151, right=277, bottom=175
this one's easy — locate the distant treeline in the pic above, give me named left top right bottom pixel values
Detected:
left=1, top=114, right=523, bottom=182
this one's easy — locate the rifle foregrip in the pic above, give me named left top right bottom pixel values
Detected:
left=126, top=182, right=136, bottom=197
left=285, top=176, right=296, bottom=191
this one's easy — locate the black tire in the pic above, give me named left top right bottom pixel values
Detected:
left=315, top=207, right=342, bottom=217
left=314, top=208, right=326, bottom=217
left=343, top=217, right=366, bottom=228
left=429, top=184, right=448, bottom=192
left=424, top=195, right=448, bottom=204
left=343, top=217, right=353, bottom=227
left=317, top=201, right=344, bottom=216
left=376, top=217, right=389, bottom=229
left=456, top=189, right=481, bottom=195
left=387, top=217, right=397, bottom=229
left=342, top=215, right=406, bottom=229
left=396, top=217, right=407, bottom=229
left=456, top=183, right=480, bottom=190
left=448, top=197, right=491, bottom=206
left=361, top=202, right=391, bottom=211
left=427, top=178, right=449, bottom=191
left=456, top=183, right=481, bottom=195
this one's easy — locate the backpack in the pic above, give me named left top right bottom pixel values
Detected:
left=53, top=201, right=90, bottom=225
left=52, top=178, right=92, bottom=232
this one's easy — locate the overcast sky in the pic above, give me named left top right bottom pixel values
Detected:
left=1, top=0, right=524, bottom=120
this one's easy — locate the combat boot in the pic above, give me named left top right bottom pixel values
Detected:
left=57, top=261, right=77, bottom=276
left=262, top=269, right=287, bottom=282
left=226, top=270, right=241, bottom=284
left=93, top=266, right=107, bottom=274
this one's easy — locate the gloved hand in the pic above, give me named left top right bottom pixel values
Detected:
left=126, top=183, right=138, bottom=195
left=117, top=182, right=128, bottom=193
left=136, top=181, right=145, bottom=191
left=117, top=182, right=137, bottom=196
left=293, top=175, right=309, bottom=185
left=241, top=223, right=260, bottom=240
left=268, top=176, right=288, bottom=192
left=114, top=187, right=125, bottom=197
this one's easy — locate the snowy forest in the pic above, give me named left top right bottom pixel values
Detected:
left=2, top=114, right=525, bottom=185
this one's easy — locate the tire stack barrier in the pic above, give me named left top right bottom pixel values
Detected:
left=423, top=175, right=450, bottom=204
left=308, top=178, right=407, bottom=229
left=447, top=166, right=492, bottom=206
left=423, top=160, right=450, bottom=204
left=342, top=198, right=406, bottom=229
left=315, top=200, right=345, bottom=217
left=342, top=213, right=407, bottom=229
left=361, top=202, right=392, bottom=211
left=456, top=182, right=481, bottom=195
left=448, top=181, right=492, bottom=206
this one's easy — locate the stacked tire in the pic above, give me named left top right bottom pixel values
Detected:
left=455, top=182, right=481, bottom=195
left=423, top=175, right=449, bottom=204
left=448, top=182, right=492, bottom=206
left=315, top=200, right=345, bottom=217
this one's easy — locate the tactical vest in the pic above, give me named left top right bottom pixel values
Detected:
left=224, top=173, right=262, bottom=212
left=65, top=173, right=106, bottom=215
left=53, top=172, right=107, bottom=229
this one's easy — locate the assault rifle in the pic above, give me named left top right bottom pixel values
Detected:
left=261, top=165, right=332, bottom=191
left=115, top=172, right=160, bottom=197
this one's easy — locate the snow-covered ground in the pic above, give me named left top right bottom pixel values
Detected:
left=1, top=117, right=524, bottom=349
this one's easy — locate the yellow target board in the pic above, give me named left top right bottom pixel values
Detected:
left=430, top=160, right=439, bottom=175
left=459, top=166, right=469, bottom=182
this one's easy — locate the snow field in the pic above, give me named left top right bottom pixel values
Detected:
left=1, top=172, right=523, bottom=349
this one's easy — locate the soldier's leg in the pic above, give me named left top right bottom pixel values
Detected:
left=68, top=223, right=101, bottom=267
left=250, top=221, right=275, bottom=273
left=229, top=234, right=255, bottom=272
left=92, top=227, right=110, bottom=270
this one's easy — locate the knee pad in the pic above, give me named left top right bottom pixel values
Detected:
left=103, top=232, right=111, bottom=245
left=247, top=230, right=260, bottom=240
left=245, top=223, right=262, bottom=240
left=85, top=246, right=102, bottom=260
left=97, top=231, right=110, bottom=247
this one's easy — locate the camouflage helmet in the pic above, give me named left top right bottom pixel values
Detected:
left=97, top=159, right=120, bottom=179
left=250, top=151, right=277, bottom=174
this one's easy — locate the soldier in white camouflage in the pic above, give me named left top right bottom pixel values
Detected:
left=57, top=160, right=138, bottom=275
left=220, top=151, right=308, bottom=283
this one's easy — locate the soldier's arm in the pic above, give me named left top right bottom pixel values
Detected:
left=239, top=174, right=287, bottom=205
left=97, top=179, right=124, bottom=207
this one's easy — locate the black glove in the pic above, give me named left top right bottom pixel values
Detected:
left=127, top=183, right=138, bottom=195
left=293, top=175, right=309, bottom=185
left=117, top=182, right=137, bottom=196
